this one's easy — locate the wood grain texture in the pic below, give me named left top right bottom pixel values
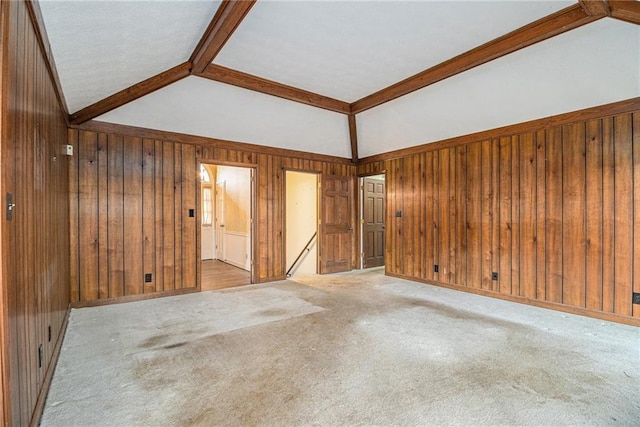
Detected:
left=0, top=1, right=70, bottom=424
left=578, top=0, right=610, bottom=16
left=70, top=126, right=357, bottom=299
left=190, top=0, right=257, bottom=73
left=609, top=0, right=640, bottom=24
left=73, top=120, right=353, bottom=165
left=69, top=62, right=191, bottom=125
left=348, top=114, right=359, bottom=163
left=362, top=102, right=640, bottom=323
left=199, top=64, right=351, bottom=114
left=351, top=4, right=598, bottom=114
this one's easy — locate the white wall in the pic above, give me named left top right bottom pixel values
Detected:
left=286, top=171, right=317, bottom=276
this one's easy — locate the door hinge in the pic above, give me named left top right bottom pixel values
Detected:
left=360, top=219, right=364, bottom=224
left=361, top=252, right=365, bottom=258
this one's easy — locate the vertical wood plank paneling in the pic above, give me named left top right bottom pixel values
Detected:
left=613, top=114, right=633, bottom=316
left=448, top=147, right=457, bottom=284
left=97, top=134, right=109, bottom=299
left=154, top=140, right=164, bottom=291
left=424, top=152, right=434, bottom=282
left=633, top=112, right=640, bottom=318
left=142, top=139, right=156, bottom=294
left=456, top=146, right=467, bottom=287
left=535, top=130, right=547, bottom=301
left=173, top=144, right=183, bottom=289
left=416, top=153, right=425, bottom=279
left=602, top=117, right=615, bottom=313
left=546, top=127, right=563, bottom=303
left=481, top=140, right=492, bottom=290
left=466, top=142, right=481, bottom=288
left=162, top=141, right=175, bottom=290
left=1, top=1, right=71, bottom=424
left=404, top=157, right=414, bottom=277
left=68, top=130, right=79, bottom=303
left=182, top=144, right=197, bottom=288
left=490, top=139, right=500, bottom=293
left=585, top=119, right=603, bottom=310
left=498, top=137, right=512, bottom=294
left=77, top=131, right=99, bottom=301
left=432, top=151, right=439, bottom=281
left=562, top=123, right=586, bottom=307
left=511, top=135, right=520, bottom=296
left=519, top=132, right=537, bottom=299
left=123, top=136, right=143, bottom=296
left=107, top=135, right=125, bottom=298
left=438, top=149, right=450, bottom=282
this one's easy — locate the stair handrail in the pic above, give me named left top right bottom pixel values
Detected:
left=286, top=231, right=318, bottom=278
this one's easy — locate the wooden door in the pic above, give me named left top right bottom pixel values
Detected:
left=319, top=175, right=353, bottom=274
left=363, top=177, right=385, bottom=268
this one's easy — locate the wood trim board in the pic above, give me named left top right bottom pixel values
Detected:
left=609, top=0, right=640, bottom=24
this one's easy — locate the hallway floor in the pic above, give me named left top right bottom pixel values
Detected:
left=42, top=269, right=639, bottom=426
left=201, top=259, right=251, bottom=290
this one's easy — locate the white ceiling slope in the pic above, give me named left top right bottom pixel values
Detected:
left=358, top=19, right=640, bottom=158
left=97, top=77, right=352, bottom=158
left=39, top=0, right=220, bottom=113
left=216, top=0, right=573, bottom=102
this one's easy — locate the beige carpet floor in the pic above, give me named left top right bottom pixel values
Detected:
left=41, top=268, right=639, bottom=426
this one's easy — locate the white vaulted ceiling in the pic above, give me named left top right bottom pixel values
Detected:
left=215, top=0, right=573, bottom=102
left=38, top=1, right=640, bottom=159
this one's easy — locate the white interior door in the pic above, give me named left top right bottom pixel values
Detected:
left=215, top=181, right=225, bottom=261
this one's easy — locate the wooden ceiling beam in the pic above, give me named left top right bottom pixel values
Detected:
left=351, top=4, right=600, bottom=115
left=190, top=0, right=257, bottom=74
left=609, top=0, right=640, bottom=24
left=197, top=64, right=350, bottom=114
left=69, top=62, right=191, bottom=125
left=348, top=114, right=359, bottom=163
left=578, top=0, right=610, bottom=16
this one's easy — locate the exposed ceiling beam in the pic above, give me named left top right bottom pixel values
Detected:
left=69, top=62, right=191, bottom=125
left=348, top=114, right=359, bottom=163
left=190, top=0, right=257, bottom=74
left=578, top=0, right=611, bottom=16
left=25, top=0, right=69, bottom=123
left=351, top=4, right=601, bottom=115
left=197, top=64, right=350, bottom=114
left=609, top=0, right=640, bottom=24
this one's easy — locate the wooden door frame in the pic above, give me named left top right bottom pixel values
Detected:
left=198, top=160, right=258, bottom=287
left=358, top=171, right=387, bottom=270
left=283, top=169, right=320, bottom=276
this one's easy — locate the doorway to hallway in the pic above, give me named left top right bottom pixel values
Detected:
left=360, top=174, right=386, bottom=269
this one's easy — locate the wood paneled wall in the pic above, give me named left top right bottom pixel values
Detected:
left=0, top=1, right=71, bottom=425
left=70, top=123, right=356, bottom=303
left=359, top=105, right=640, bottom=324
left=68, top=130, right=198, bottom=303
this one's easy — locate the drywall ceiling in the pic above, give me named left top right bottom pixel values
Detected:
left=39, top=0, right=220, bottom=113
left=98, top=77, right=352, bottom=158
left=38, top=1, right=640, bottom=160
left=215, top=0, right=573, bottom=102
left=358, top=18, right=640, bottom=157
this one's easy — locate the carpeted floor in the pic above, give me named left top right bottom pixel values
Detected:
left=41, top=268, right=639, bottom=426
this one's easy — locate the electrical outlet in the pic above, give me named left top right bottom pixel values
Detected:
left=434, top=264, right=439, bottom=273
left=492, top=272, right=499, bottom=281
left=633, top=293, right=640, bottom=305
left=145, top=273, right=152, bottom=283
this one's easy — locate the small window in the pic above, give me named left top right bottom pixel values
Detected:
left=200, top=164, right=211, bottom=183
left=202, top=187, right=212, bottom=226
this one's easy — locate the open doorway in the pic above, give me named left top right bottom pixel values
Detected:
left=285, top=171, right=318, bottom=277
left=360, top=174, right=386, bottom=269
left=200, top=163, right=253, bottom=290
